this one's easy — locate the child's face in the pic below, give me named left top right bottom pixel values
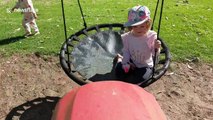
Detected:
left=131, top=22, right=149, bottom=37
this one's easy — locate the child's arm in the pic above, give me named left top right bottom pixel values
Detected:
left=121, top=37, right=131, bottom=65
left=11, top=2, right=20, bottom=12
left=121, top=37, right=132, bottom=73
left=26, top=0, right=37, bottom=19
left=33, top=13, right=38, bottom=19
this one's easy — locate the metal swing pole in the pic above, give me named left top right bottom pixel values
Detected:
left=152, top=0, right=165, bottom=79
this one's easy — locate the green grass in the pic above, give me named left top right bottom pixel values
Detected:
left=162, top=0, right=213, bottom=62
left=0, top=0, right=213, bottom=62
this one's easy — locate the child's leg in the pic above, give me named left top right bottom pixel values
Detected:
left=30, top=19, right=39, bottom=33
left=133, top=67, right=153, bottom=83
left=22, top=19, right=31, bottom=34
left=114, top=54, right=127, bottom=79
left=114, top=62, right=126, bottom=78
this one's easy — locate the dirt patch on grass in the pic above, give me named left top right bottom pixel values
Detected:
left=0, top=54, right=213, bottom=120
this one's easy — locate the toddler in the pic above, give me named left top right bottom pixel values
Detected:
left=115, top=5, right=161, bottom=83
left=11, top=0, right=39, bottom=37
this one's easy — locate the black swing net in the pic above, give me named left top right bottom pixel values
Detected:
left=60, top=0, right=171, bottom=88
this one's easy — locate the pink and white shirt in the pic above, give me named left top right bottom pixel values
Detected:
left=121, top=30, right=157, bottom=68
left=14, top=0, right=36, bottom=19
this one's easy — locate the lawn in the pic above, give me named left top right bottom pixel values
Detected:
left=0, top=0, right=213, bottom=62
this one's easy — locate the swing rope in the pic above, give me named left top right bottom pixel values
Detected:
left=151, top=0, right=160, bottom=30
left=77, top=0, right=87, bottom=28
left=60, top=0, right=67, bottom=41
left=60, top=0, right=71, bottom=71
left=151, top=0, right=165, bottom=79
left=157, top=0, right=165, bottom=37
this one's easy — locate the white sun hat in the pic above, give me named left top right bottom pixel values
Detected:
left=124, top=5, right=151, bottom=27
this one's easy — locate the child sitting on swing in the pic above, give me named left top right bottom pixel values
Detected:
left=115, top=5, right=161, bottom=84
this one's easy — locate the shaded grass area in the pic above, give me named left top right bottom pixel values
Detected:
left=0, top=0, right=213, bottom=62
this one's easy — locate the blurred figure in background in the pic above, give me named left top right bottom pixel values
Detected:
left=11, top=0, right=40, bottom=37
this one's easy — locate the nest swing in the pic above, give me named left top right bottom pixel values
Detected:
left=59, top=0, right=171, bottom=87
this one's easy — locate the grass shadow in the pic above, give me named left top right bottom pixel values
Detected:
left=0, top=36, right=26, bottom=46
left=5, top=96, right=60, bottom=120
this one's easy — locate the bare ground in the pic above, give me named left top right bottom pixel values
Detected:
left=0, top=54, right=213, bottom=120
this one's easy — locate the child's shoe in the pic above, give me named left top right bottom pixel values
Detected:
left=34, top=31, right=40, bottom=36
left=24, top=32, right=32, bottom=37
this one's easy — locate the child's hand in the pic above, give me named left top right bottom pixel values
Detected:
left=33, top=13, right=38, bottom=19
left=129, top=63, right=136, bottom=70
left=122, top=64, right=130, bottom=73
left=155, top=40, right=161, bottom=49
left=11, top=8, right=15, bottom=13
